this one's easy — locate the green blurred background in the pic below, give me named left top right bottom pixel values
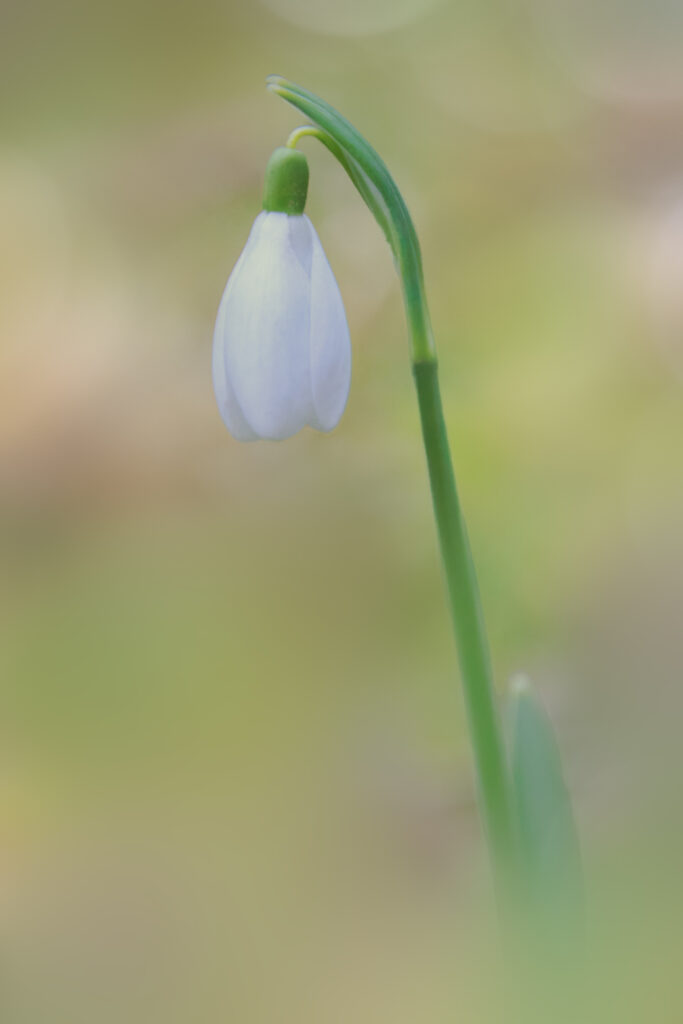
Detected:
left=1, top=0, right=683, bottom=1019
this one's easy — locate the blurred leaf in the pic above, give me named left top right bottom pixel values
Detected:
left=508, top=674, right=583, bottom=950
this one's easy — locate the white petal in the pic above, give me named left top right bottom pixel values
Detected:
left=212, top=321, right=259, bottom=442
left=212, top=215, right=265, bottom=441
left=221, top=212, right=315, bottom=441
left=305, top=216, right=352, bottom=432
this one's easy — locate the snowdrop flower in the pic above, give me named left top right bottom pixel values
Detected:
left=213, top=147, right=351, bottom=441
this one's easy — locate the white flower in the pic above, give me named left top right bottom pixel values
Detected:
left=212, top=210, right=351, bottom=442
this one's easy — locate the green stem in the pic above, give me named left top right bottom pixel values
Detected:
left=413, top=360, right=516, bottom=903
left=267, top=76, right=435, bottom=363
left=269, top=77, right=516, bottom=906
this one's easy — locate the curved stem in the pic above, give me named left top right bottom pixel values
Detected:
left=286, top=126, right=396, bottom=254
left=270, top=77, right=517, bottom=907
left=268, top=76, right=435, bottom=364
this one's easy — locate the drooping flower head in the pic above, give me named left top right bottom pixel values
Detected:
left=212, top=146, right=351, bottom=441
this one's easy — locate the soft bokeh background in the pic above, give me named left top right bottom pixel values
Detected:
left=1, top=0, right=682, bottom=1020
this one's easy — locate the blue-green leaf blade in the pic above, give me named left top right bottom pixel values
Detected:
left=509, top=675, right=583, bottom=941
